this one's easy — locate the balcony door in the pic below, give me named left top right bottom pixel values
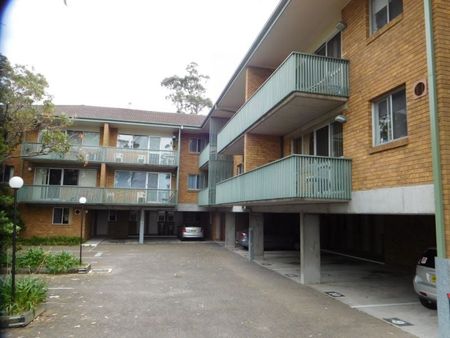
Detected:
left=147, top=173, right=171, bottom=203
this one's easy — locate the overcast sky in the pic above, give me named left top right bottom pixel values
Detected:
left=0, top=0, right=279, bottom=114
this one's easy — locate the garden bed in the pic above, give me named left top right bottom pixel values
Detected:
left=0, top=303, right=46, bottom=328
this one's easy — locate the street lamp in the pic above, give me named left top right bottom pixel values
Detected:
left=9, top=176, right=24, bottom=303
left=79, top=196, right=87, bottom=265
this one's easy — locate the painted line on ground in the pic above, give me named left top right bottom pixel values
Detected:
left=351, top=302, right=419, bottom=309
left=95, top=252, right=103, bottom=257
left=48, top=287, right=74, bottom=290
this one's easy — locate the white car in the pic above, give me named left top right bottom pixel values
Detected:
left=413, top=248, right=437, bottom=309
left=178, top=225, right=204, bottom=240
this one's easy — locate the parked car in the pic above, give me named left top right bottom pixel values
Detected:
left=178, top=225, right=204, bottom=240
left=235, top=230, right=299, bottom=250
left=413, top=248, right=437, bottom=309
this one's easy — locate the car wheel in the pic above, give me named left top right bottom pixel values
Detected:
left=419, top=297, right=437, bottom=310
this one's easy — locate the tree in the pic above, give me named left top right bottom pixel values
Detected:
left=161, top=62, right=212, bottom=114
left=0, top=54, right=72, bottom=162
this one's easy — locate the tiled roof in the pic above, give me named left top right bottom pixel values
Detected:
left=54, top=105, right=206, bottom=127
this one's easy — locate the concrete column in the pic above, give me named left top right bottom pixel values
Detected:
left=225, top=213, right=236, bottom=249
left=139, top=209, right=145, bottom=244
left=249, top=213, right=264, bottom=260
left=436, top=257, right=450, bottom=338
left=300, top=213, right=320, bottom=284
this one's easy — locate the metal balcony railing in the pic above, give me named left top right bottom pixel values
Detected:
left=215, top=155, right=352, bottom=204
left=217, top=52, right=349, bottom=152
left=17, top=185, right=177, bottom=206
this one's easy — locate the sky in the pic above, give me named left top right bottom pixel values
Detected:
left=0, top=0, right=280, bottom=114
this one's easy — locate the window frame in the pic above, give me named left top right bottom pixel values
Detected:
left=370, top=0, right=403, bottom=34
left=187, top=174, right=201, bottom=190
left=188, top=138, right=203, bottom=154
left=372, top=87, right=407, bottom=146
left=52, top=207, right=70, bottom=225
left=314, top=32, right=341, bottom=59
left=0, top=165, right=14, bottom=183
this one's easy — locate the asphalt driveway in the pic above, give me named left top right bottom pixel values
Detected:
left=3, top=242, right=414, bottom=338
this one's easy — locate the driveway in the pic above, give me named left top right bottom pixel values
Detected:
left=3, top=242, right=413, bottom=338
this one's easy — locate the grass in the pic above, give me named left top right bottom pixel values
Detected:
left=3, top=248, right=80, bottom=274
left=0, top=276, right=48, bottom=316
left=18, top=236, right=81, bottom=246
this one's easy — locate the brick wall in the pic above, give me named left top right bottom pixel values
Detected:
left=432, top=0, right=450, bottom=256
left=244, top=133, right=281, bottom=171
left=178, top=132, right=207, bottom=204
left=245, top=66, right=273, bottom=101
left=20, top=205, right=91, bottom=239
left=342, top=0, right=432, bottom=191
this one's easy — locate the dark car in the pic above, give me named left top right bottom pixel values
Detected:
left=235, top=230, right=299, bottom=250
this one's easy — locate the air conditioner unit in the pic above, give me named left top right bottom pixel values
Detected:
left=137, top=154, right=146, bottom=164
left=137, top=191, right=146, bottom=204
left=115, top=153, right=124, bottom=163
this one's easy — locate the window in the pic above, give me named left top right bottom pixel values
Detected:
left=0, top=165, right=14, bottom=183
left=117, top=134, right=173, bottom=151
left=114, top=171, right=171, bottom=190
left=371, top=0, right=403, bottom=33
left=108, top=210, right=117, bottom=222
left=305, top=121, right=344, bottom=157
left=189, top=138, right=203, bottom=153
left=53, top=207, right=70, bottom=225
left=188, top=174, right=200, bottom=190
left=236, top=163, right=244, bottom=175
left=67, top=131, right=100, bottom=146
left=315, top=32, right=341, bottom=58
left=34, top=168, right=96, bottom=187
left=373, top=88, right=407, bottom=145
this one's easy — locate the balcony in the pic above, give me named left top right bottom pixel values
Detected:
left=104, top=147, right=177, bottom=168
left=215, top=155, right=351, bottom=205
left=198, top=188, right=210, bottom=206
left=17, top=185, right=177, bottom=206
left=22, top=143, right=104, bottom=163
left=21, top=143, right=178, bottom=168
left=217, top=52, right=349, bottom=153
left=199, top=144, right=210, bottom=168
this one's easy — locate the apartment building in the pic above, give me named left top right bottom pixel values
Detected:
left=6, top=105, right=211, bottom=242
left=3, top=0, right=449, bottom=334
left=195, top=0, right=449, bottom=333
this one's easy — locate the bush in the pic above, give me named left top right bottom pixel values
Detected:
left=18, top=236, right=81, bottom=246
left=16, top=248, right=46, bottom=271
left=0, top=276, right=47, bottom=315
left=45, top=251, right=79, bottom=274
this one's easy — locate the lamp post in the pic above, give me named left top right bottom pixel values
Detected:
left=8, top=176, right=24, bottom=303
left=79, top=196, right=87, bottom=265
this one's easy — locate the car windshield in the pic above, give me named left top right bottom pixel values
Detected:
left=418, top=249, right=437, bottom=268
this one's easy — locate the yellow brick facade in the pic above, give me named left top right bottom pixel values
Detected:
left=244, top=133, right=281, bottom=172
left=341, top=0, right=432, bottom=191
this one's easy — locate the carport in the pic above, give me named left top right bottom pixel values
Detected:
left=226, top=212, right=438, bottom=337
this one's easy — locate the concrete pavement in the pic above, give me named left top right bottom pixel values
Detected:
left=3, top=242, right=414, bottom=338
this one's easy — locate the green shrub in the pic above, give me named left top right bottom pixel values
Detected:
left=16, top=248, right=47, bottom=271
left=0, top=276, right=47, bottom=315
left=18, top=236, right=81, bottom=246
left=45, top=251, right=79, bottom=274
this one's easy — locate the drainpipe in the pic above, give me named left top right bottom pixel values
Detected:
left=423, top=0, right=446, bottom=258
left=175, top=126, right=182, bottom=204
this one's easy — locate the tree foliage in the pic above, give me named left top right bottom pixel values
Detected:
left=161, top=62, right=212, bottom=115
left=0, top=54, right=72, bottom=162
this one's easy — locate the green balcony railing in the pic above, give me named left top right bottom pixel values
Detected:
left=104, top=147, right=177, bottom=166
left=22, top=143, right=104, bottom=162
left=215, top=155, right=352, bottom=205
left=17, top=185, right=177, bottom=206
left=21, top=143, right=178, bottom=167
left=199, top=144, right=210, bottom=168
left=217, top=52, right=349, bottom=152
left=198, top=188, right=210, bottom=206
